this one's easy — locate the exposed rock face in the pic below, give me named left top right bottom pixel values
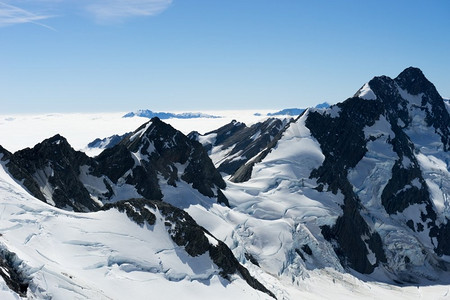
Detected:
left=191, top=118, right=290, bottom=176
left=0, top=246, right=29, bottom=297
left=1, top=135, right=99, bottom=212
left=307, top=67, right=450, bottom=276
left=1, top=118, right=227, bottom=211
left=87, top=133, right=130, bottom=150
left=117, top=118, right=226, bottom=198
left=230, top=119, right=293, bottom=183
left=103, top=198, right=275, bottom=298
left=306, top=98, right=387, bottom=274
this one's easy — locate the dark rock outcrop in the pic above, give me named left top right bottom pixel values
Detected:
left=0, top=246, right=29, bottom=297
left=87, top=133, right=130, bottom=150
left=103, top=198, right=275, bottom=298
left=2, top=135, right=99, bottom=212
left=191, top=118, right=291, bottom=180
left=118, top=117, right=226, bottom=198
left=306, top=98, right=387, bottom=274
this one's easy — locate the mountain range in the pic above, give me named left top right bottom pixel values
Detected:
left=0, top=67, right=449, bottom=299
left=123, top=109, right=221, bottom=119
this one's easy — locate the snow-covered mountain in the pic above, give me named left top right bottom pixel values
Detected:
left=87, top=132, right=130, bottom=150
left=0, top=67, right=449, bottom=299
left=227, top=67, right=450, bottom=281
left=123, top=109, right=220, bottom=119
left=189, top=118, right=291, bottom=175
left=0, top=117, right=227, bottom=211
left=0, top=163, right=273, bottom=299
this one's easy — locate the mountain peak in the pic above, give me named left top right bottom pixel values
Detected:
left=396, top=66, right=425, bottom=80
left=394, top=66, right=434, bottom=95
left=44, top=134, right=69, bottom=146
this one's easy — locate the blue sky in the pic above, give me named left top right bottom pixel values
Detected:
left=1, top=0, right=449, bottom=113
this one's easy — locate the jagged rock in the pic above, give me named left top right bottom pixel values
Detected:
left=307, top=67, right=449, bottom=274
left=87, top=132, right=130, bottom=150
left=0, top=246, right=29, bottom=297
left=2, top=118, right=228, bottom=211
left=191, top=118, right=290, bottom=176
left=119, top=117, right=226, bottom=198
left=103, top=198, right=275, bottom=298
left=2, top=135, right=99, bottom=212
left=230, top=119, right=292, bottom=183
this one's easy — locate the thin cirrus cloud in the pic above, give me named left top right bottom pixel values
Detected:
left=0, top=0, right=172, bottom=29
left=0, top=1, right=55, bottom=29
left=86, top=0, right=173, bottom=22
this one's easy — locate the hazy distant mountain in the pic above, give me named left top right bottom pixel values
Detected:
left=265, top=102, right=330, bottom=116
left=123, top=109, right=221, bottom=119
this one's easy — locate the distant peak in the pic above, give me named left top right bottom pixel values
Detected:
left=123, top=109, right=221, bottom=120
left=314, top=102, right=331, bottom=109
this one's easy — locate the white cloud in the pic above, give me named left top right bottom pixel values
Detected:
left=85, top=0, right=173, bottom=22
left=0, top=1, right=55, bottom=29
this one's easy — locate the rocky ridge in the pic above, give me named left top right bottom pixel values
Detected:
left=0, top=118, right=227, bottom=211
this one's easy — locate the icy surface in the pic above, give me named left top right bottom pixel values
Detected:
left=348, top=116, right=396, bottom=208
left=357, top=83, right=377, bottom=100
left=221, top=111, right=345, bottom=279
left=399, top=87, right=450, bottom=221
left=0, top=163, right=268, bottom=299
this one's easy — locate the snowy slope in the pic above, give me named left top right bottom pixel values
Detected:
left=0, top=161, right=272, bottom=299
left=220, top=111, right=345, bottom=278
left=183, top=109, right=450, bottom=299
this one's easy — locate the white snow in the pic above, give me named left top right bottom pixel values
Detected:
left=444, top=98, right=450, bottom=114
left=357, top=83, right=377, bottom=100
left=397, top=87, right=450, bottom=221
left=310, top=105, right=341, bottom=118
left=325, top=105, right=341, bottom=118
left=130, top=121, right=153, bottom=142
left=348, top=115, right=397, bottom=208
left=198, top=132, right=217, bottom=146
